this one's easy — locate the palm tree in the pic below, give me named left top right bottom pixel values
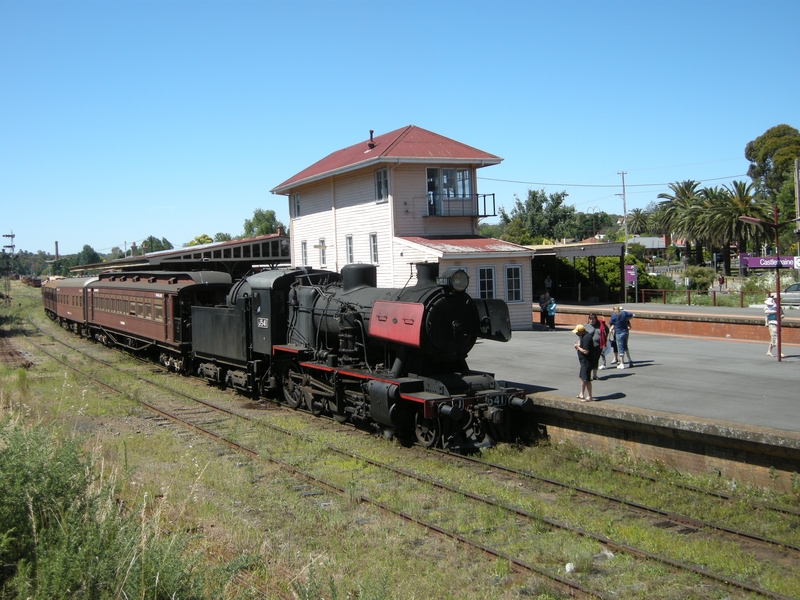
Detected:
left=722, top=179, right=771, bottom=257
left=658, top=180, right=701, bottom=265
left=627, top=208, right=648, bottom=235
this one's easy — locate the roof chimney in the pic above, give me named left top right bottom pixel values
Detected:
left=368, top=129, right=375, bottom=149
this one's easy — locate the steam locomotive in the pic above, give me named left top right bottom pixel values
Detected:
left=43, top=263, right=531, bottom=450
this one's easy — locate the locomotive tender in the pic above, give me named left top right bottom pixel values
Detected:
left=43, top=262, right=531, bottom=449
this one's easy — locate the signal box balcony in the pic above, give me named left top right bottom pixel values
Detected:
left=426, top=193, right=497, bottom=218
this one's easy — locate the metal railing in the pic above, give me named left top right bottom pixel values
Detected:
left=427, top=193, right=496, bottom=217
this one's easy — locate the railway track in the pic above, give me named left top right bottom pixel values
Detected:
left=19, top=312, right=800, bottom=598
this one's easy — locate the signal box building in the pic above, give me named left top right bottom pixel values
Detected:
left=270, top=125, right=534, bottom=330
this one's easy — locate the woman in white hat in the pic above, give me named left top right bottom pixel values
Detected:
left=764, top=295, right=785, bottom=358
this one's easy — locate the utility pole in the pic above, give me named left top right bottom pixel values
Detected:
left=2, top=231, right=15, bottom=307
left=794, top=159, right=799, bottom=276
left=617, top=171, right=628, bottom=256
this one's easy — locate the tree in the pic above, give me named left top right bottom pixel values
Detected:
left=186, top=234, right=214, bottom=247
left=214, top=233, right=233, bottom=242
left=76, top=245, right=101, bottom=266
left=627, top=208, right=648, bottom=235
left=500, top=189, right=576, bottom=244
left=141, top=236, right=173, bottom=254
left=745, top=124, right=800, bottom=200
left=712, top=181, right=770, bottom=272
left=243, top=209, right=284, bottom=238
left=658, top=180, right=701, bottom=264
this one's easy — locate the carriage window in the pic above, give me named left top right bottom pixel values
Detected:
left=144, top=302, right=152, bottom=320
left=154, top=300, right=163, bottom=322
left=136, top=300, right=144, bottom=317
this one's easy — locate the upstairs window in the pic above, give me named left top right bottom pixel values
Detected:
left=375, top=168, right=389, bottom=203
left=292, top=193, right=301, bottom=218
left=426, top=167, right=472, bottom=215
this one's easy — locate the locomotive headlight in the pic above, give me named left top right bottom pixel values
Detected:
left=437, top=267, right=469, bottom=292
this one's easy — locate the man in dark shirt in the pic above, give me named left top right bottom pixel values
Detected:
left=573, top=324, right=593, bottom=402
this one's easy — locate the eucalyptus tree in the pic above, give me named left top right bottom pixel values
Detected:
left=745, top=124, right=800, bottom=201
left=658, top=180, right=701, bottom=265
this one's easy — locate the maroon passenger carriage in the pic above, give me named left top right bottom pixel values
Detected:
left=43, top=271, right=232, bottom=371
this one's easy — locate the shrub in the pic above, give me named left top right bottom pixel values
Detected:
left=0, top=422, right=237, bottom=599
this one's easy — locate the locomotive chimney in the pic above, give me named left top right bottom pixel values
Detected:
left=367, top=129, right=375, bottom=149
left=415, top=262, right=439, bottom=285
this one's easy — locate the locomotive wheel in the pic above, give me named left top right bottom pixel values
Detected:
left=414, top=411, right=441, bottom=448
left=281, top=365, right=304, bottom=409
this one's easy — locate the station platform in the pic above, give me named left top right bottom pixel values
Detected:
left=536, top=301, right=800, bottom=343
left=470, top=304, right=800, bottom=491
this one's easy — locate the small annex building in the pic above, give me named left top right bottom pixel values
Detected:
left=270, top=125, right=535, bottom=330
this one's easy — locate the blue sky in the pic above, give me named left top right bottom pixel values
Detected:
left=2, top=0, right=798, bottom=256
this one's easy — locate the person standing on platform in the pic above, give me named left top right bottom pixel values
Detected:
left=609, top=305, right=634, bottom=369
left=573, top=324, right=593, bottom=401
left=764, top=296, right=785, bottom=358
left=586, top=312, right=606, bottom=378
left=544, top=274, right=553, bottom=291
left=538, top=290, right=550, bottom=328
left=546, top=296, right=557, bottom=331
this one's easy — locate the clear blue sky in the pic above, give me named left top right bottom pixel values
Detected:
left=2, top=0, right=798, bottom=256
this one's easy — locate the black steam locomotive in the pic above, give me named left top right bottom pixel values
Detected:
left=44, top=263, right=531, bottom=449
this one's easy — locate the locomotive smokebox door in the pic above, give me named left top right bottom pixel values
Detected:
left=474, top=299, right=512, bottom=342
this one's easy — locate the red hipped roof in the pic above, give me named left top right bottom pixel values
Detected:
left=271, top=125, right=502, bottom=194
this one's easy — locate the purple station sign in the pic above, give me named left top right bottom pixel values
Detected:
left=624, top=264, right=637, bottom=285
left=741, top=256, right=800, bottom=269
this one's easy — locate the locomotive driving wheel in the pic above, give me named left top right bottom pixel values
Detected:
left=414, top=411, right=441, bottom=448
left=281, top=364, right=305, bottom=409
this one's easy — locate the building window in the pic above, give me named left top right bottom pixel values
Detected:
left=505, top=265, right=522, bottom=303
left=478, top=266, right=495, bottom=299
left=375, top=168, right=389, bottom=203
left=300, top=241, right=307, bottom=266
left=346, top=235, right=354, bottom=264
left=319, top=238, right=326, bottom=267
left=426, top=167, right=472, bottom=215
left=369, top=233, right=379, bottom=264
left=292, top=193, right=301, bottom=218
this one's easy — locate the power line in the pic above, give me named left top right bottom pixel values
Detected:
left=477, top=173, right=748, bottom=188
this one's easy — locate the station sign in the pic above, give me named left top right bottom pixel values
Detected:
left=624, top=264, right=637, bottom=287
left=740, top=256, right=799, bottom=269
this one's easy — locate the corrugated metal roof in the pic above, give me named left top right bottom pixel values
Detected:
left=271, top=125, right=502, bottom=194
left=398, top=236, right=533, bottom=256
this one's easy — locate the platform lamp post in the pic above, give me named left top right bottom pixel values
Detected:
left=739, top=207, right=800, bottom=362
